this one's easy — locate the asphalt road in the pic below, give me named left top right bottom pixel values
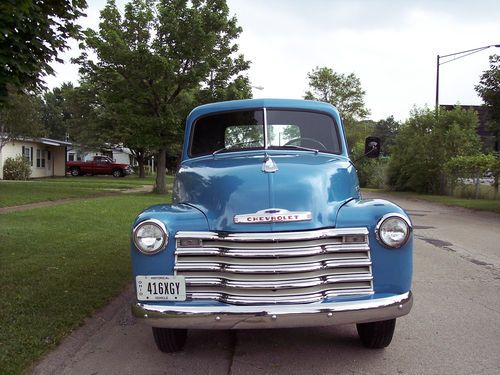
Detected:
left=31, top=193, right=500, bottom=375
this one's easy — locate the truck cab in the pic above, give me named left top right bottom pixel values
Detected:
left=131, top=99, right=413, bottom=352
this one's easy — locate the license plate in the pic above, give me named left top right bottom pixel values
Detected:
left=136, top=275, right=186, bottom=301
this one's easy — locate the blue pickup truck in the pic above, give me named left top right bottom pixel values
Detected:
left=130, top=99, right=413, bottom=352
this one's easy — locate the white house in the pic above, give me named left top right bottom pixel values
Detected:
left=0, top=137, right=71, bottom=179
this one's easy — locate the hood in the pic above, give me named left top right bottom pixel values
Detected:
left=173, top=151, right=360, bottom=232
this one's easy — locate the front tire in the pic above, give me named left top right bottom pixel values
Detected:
left=112, top=169, right=123, bottom=178
left=70, top=168, right=80, bottom=177
left=152, top=327, right=187, bottom=352
left=356, top=319, right=396, bottom=349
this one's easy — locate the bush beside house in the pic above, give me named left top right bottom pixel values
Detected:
left=3, top=156, right=31, bottom=180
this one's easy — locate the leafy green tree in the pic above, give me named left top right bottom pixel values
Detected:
left=388, top=106, right=481, bottom=194
left=0, top=0, right=87, bottom=103
left=0, top=91, right=44, bottom=153
left=475, top=54, right=500, bottom=151
left=197, top=69, right=252, bottom=104
left=77, top=0, right=250, bottom=190
left=304, top=66, right=370, bottom=126
left=344, top=119, right=375, bottom=153
left=373, top=116, right=400, bottom=156
left=41, top=83, right=75, bottom=140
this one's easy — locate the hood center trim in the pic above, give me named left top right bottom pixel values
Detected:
left=234, top=209, right=312, bottom=224
left=262, top=156, right=278, bottom=173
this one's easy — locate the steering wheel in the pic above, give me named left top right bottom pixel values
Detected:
left=284, top=137, right=327, bottom=150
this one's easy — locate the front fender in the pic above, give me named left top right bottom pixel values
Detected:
left=131, top=203, right=209, bottom=278
left=336, top=198, right=413, bottom=294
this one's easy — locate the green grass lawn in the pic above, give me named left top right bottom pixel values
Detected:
left=362, top=188, right=500, bottom=214
left=0, top=176, right=174, bottom=208
left=0, top=193, right=171, bottom=374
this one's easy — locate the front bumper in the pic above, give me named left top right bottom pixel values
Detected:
left=131, top=291, right=412, bottom=329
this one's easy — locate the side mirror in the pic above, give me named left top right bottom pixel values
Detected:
left=364, top=137, right=381, bottom=158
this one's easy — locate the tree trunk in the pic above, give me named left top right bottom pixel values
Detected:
left=494, top=174, right=499, bottom=199
left=474, top=173, right=480, bottom=199
left=154, top=148, right=167, bottom=194
left=449, top=176, right=455, bottom=196
left=137, top=152, right=146, bottom=178
left=439, top=172, right=447, bottom=195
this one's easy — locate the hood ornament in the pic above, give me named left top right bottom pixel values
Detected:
left=234, top=208, right=312, bottom=224
left=262, top=156, right=278, bottom=173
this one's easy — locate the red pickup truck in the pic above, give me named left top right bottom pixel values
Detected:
left=66, top=156, right=132, bottom=177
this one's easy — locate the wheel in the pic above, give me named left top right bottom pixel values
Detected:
left=356, top=319, right=396, bottom=349
left=112, top=169, right=123, bottom=178
left=152, top=327, right=187, bottom=353
left=70, top=168, right=80, bottom=177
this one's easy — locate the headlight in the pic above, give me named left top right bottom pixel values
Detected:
left=133, top=219, right=168, bottom=255
left=375, top=214, right=411, bottom=249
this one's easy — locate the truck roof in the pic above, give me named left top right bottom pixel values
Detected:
left=186, top=98, right=341, bottom=124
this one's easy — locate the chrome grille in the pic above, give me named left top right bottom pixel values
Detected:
left=174, top=228, right=373, bottom=305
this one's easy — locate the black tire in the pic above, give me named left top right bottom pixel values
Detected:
left=152, top=327, right=187, bottom=353
left=70, top=167, right=80, bottom=177
left=112, top=169, right=123, bottom=178
left=356, top=319, right=396, bottom=349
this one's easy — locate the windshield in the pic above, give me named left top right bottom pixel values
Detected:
left=190, top=109, right=341, bottom=157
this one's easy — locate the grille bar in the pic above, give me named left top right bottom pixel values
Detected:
left=186, top=274, right=373, bottom=289
left=175, top=259, right=371, bottom=274
left=175, top=243, right=369, bottom=257
left=175, top=228, right=373, bottom=305
left=176, top=228, right=368, bottom=242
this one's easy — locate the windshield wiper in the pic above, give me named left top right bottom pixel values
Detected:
left=273, top=145, right=319, bottom=154
left=213, top=141, right=263, bottom=156
left=212, top=146, right=230, bottom=155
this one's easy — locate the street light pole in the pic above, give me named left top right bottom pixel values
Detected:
left=435, top=44, right=500, bottom=110
left=435, top=54, right=440, bottom=110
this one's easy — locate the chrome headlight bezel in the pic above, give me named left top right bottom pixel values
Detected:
left=132, top=219, right=168, bottom=255
left=375, top=213, right=412, bottom=249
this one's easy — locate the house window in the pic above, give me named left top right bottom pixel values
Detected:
left=68, top=153, right=74, bottom=161
left=36, top=149, right=47, bottom=168
left=21, top=146, right=32, bottom=165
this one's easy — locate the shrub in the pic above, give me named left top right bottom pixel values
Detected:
left=351, top=141, right=389, bottom=189
left=366, top=159, right=389, bottom=189
left=444, top=154, right=499, bottom=198
left=387, top=106, right=481, bottom=194
left=3, top=156, right=32, bottom=180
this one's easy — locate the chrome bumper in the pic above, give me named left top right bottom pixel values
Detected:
left=132, top=291, right=412, bottom=329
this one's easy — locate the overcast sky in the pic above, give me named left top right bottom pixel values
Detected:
left=47, top=0, right=500, bottom=121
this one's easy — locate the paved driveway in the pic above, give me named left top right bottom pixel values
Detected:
left=31, top=193, right=500, bottom=374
